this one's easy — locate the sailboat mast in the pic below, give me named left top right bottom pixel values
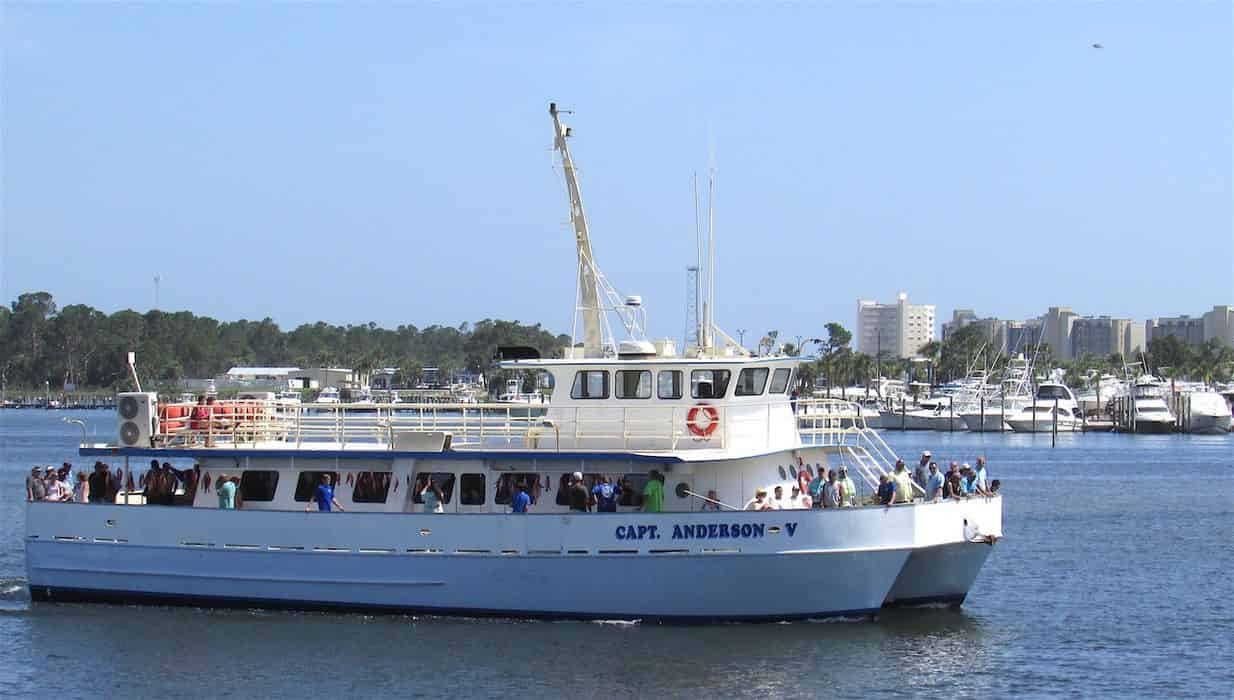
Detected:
left=550, top=102, right=604, bottom=358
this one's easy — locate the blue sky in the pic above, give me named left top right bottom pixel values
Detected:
left=2, top=3, right=1231, bottom=344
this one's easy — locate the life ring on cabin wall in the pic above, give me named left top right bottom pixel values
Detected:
left=687, top=404, right=719, bottom=438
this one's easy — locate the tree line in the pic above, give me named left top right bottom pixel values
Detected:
left=0, top=291, right=571, bottom=390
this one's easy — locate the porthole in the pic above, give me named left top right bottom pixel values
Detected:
left=777, top=466, right=787, bottom=480
left=789, top=465, right=798, bottom=479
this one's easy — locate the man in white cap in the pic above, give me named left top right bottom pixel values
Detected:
left=568, top=471, right=590, bottom=512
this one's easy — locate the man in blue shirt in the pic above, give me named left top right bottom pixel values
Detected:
left=974, top=456, right=991, bottom=496
left=592, top=475, right=618, bottom=513
left=877, top=474, right=896, bottom=507
left=305, top=473, right=344, bottom=512
left=510, top=481, right=531, bottom=513
left=960, top=465, right=976, bottom=496
left=926, top=462, right=945, bottom=501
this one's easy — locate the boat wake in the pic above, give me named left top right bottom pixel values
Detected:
left=0, top=578, right=27, bottom=598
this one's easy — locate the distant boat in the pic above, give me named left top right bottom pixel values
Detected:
left=1005, top=382, right=1084, bottom=433
left=1126, top=376, right=1176, bottom=434
left=1179, top=390, right=1232, bottom=434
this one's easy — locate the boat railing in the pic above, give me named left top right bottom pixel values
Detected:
left=147, top=397, right=889, bottom=455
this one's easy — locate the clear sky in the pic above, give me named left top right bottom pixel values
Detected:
left=2, top=2, right=1231, bottom=345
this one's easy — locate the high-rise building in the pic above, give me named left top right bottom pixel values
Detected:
left=856, top=293, right=936, bottom=359
left=1041, top=307, right=1079, bottom=360
left=942, top=309, right=976, bottom=341
left=1071, top=316, right=1141, bottom=359
left=1146, top=315, right=1205, bottom=346
left=1202, top=305, right=1233, bottom=348
left=1004, top=320, right=1043, bottom=356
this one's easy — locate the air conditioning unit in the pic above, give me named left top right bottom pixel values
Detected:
left=117, top=392, right=158, bottom=447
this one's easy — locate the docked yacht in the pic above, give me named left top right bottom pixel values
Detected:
left=1126, top=376, right=1176, bottom=434
left=23, top=103, right=1001, bottom=621
left=1178, top=390, right=1233, bottom=434
left=315, top=386, right=341, bottom=405
left=494, top=378, right=545, bottom=404
left=1005, top=382, right=1084, bottom=433
left=880, top=395, right=967, bottom=431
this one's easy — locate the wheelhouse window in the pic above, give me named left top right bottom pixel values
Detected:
left=691, top=369, right=731, bottom=399
left=570, top=371, right=610, bottom=399
left=239, top=471, right=279, bottom=502
left=734, top=368, right=769, bottom=396
left=617, top=473, right=648, bottom=508
left=657, top=370, right=683, bottom=399
left=459, top=474, right=485, bottom=505
left=769, top=368, right=792, bottom=394
left=495, top=473, right=540, bottom=505
left=294, top=471, right=340, bottom=502
left=615, top=370, right=652, bottom=399
left=413, top=472, right=456, bottom=504
left=352, top=471, right=392, bottom=504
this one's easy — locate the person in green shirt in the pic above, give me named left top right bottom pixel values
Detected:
left=837, top=466, right=858, bottom=507
left=642, top=469, right=665, bottom=512
left=216, top=474, right=236, bottom=509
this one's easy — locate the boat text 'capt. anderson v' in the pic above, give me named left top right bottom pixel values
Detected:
left=25, top=104, right=1002, bottom=621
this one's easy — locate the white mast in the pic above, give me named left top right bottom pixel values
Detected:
left=551, top=102, right=604, bottom=358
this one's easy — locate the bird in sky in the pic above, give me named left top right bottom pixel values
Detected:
left=1092, top=43, right=1104, bottom=49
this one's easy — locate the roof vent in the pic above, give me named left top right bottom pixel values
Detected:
left=618, top=340, right=657, bottom=358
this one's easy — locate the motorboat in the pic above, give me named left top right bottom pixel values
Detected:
left=1177, top=390, right=1233, bottom=434
left=1005, top=382, right=1084, bottom=433
left=495, top=378, right=545, bottom=404
left=24, top=102, right=1002, bottom=621
left=880, top=395, right=968, bottom=431
left=1126, top=376, right=1176, bottom=434
left=315, top=386, right=341, bottom=404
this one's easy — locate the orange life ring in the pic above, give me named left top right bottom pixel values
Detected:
left=687, top=404, right=719, bottom=437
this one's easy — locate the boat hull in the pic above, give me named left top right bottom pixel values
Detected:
left=1005, top=418, right=1081, bottom=433
left=25, top=503, right=943, bottom=621
left=959, top=412, right=1010, bottom=432
left=883, top=540, right=996, bottom=606
left=1183, top=414, right=1233, bottom=434
left=1132, top=419, right=1176, bottom=434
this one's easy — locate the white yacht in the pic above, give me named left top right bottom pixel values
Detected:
left=962, top=355, right=1035, bottom=432
left=880, top=395, right=968, bottom=431
left=1005, top=382, right=1084, bottom=433
left=315, top=386, right=341, bottom=404
left=1178, top=390, right=1233, bottom=434
left=1125, top=376, right=1176, bottom=434
left=495, top=378, right=545, bottom=404
left=23, top=103, right=1002, bottom=621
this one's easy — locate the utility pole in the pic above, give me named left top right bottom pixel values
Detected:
left=737, top=329, right=747, bottom=349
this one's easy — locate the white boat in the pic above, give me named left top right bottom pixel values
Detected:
left=1126, top=376, right=1176, bottom=434
left=1005, top=382, right=1084, bottom=433
left=880, top=396, right=968, bottom=431
left=275, top=390, right=302, bottom=405
left=495, top=378, right=544, bottom=404
left=1178, top=390, right=1233, bottom=434
left=23, top=103, right=1002, bottom=621
left=315, top=386, right=341, bottom=405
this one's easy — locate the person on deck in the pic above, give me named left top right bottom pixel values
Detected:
left=216, top=474, right=237, bottom=509
left=837, top=466, right=857, bottom=507
left=27, top=466, right=47, bottom=502
left=305, top=473, right=344, bottom=512
left=510, top=481, right=531, bottom=513
left=419, top=475, right=445, bottom=513
left=567, top=472, right=590, bottom=512
left=744, top=488, right=773, bottom=511
left=87, top=462, right=109, bottom=504
left=592, top=476, right=618, bottom=513
left=892, top=460, right=914, bottom=503
left=72, top=471, right=89, bottom=504
left=914, top=451, right=931, bottom=492
left=973, top=456, right=991, bottom=496
left=877, top=474, right=897, bottom=507
left=642, top=470, right=664, bottom=513
left=926, top=462, right=944, bottom=501
left=43, top=467, right=69, bottom=502
left=821, top=470, right=841, bottom=508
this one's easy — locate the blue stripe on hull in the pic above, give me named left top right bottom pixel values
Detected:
left=29, top=585, right=879, bottom=624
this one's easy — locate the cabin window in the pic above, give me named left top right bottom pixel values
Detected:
left=769, top=368, right=791, bottom=394
left=460, top=474, right=486, bottom=505
left=735, top=368, right=770, bottom=396
left=294, top=471, right=340, bottom=502
left=657, top=371, right=683, bottom=399
left=617, top=473, right=648, bottom=507
left=691, top=370, right=731, bottom=399
left=495, top=473, right=541, bottom=505
left=615, top=370, right=652, bottom=399
left=239, top=471, right=279, bottom=502
left=570, top=371, right=610, bottom=399
left=352, top=471, right=392, bottom=504
left=413, top=472, right=456, bottom=504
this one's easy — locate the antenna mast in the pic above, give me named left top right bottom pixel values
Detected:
left=551, top=102, right=604, bottom=358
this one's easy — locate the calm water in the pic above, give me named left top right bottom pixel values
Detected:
left=1, top=410, right=1231, bottom=698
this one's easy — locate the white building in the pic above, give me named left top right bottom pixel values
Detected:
left=857, top=293, right=936, bottom=359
